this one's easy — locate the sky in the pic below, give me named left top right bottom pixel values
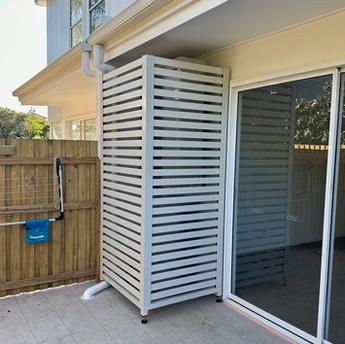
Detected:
left=0, top=0, right=47, bottom=116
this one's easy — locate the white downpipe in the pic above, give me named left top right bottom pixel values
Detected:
left=81, top=43, right=96, bottom=78
left=93, top=44, right=114, bottom=73
left=81, top=281, right=110, bottom=300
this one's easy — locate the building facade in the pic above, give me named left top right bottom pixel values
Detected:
left=14, top=1, right=345, bottom=343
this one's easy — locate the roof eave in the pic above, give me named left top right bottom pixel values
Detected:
left=34, top=0, right=47, bottom=7
left=13, top=44, right=82, bottom=102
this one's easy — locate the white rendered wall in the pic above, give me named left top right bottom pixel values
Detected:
left=47, top=0, right=70, bottom=64
left=107, top=0, right=135, bottom=18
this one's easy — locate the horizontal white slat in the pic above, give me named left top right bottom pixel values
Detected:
left=104, top=150, right=143, bottom=158
left=103, top=198, right=141, bottom=216
left=152, top=203, right=219, bottom=216
left=103, top=181, right=142, bottom=199
left=154, top=99, right=222, bottom=113
left=152, top=254, right=217, bottom=272
left=103, top=173, right=142, bottom=187
left=152, top=228, right=218, bottom=243
left=103, top=110, right=143, bottom=124
left=103, top=226, right=141, bottom=251
left=103, top=238, right=140, bottom=262
left=153, top=176, right=219, bottom=186
left=153, top=185, right=219, bottom=196
left=154, top=130, right=221, bottom=140
left=103, top=100, right=143, bottom=115
left=153, top=150, right=221, bottom=158
left=104, top=191, right=141, bottom=210
left=151, top=245, right=218, bottom=262
left=154, top=56, right=224, bottom=74
left=153, top=194, right=219, bottom=206
left=151, top=280, right=217, bottom=307
left=103, top=251, right=140, bottom=281
left=152, top=219, right=219, bottom=234
left=104, top=57, right=142, bottom=80
left=151, top=262, right=217, bottom=282
left=151, top=271, right=217, bottom=291
left=103, top=165, right=143, bottom=176
left=103, top=266, right=140, bottom=298
left=103, top=130, right=143, bottom=139
left=152, top=212, right=219, bottom=225
left=154, top=78, right=222, bottom=95
left=103, top=68, right=142, bottom=89
left=103, top=79, right=142, bottom=98
left=104, top=89, right=143, bottom=106
left=103, top=139, right=143, bottom=148
left=153, top=159, right=220, bottom=167
left=154, top=119, right=221, bottom=131
left=104, top=185, right=141, bottom=201
left=153, top=168, right=220, bottom=177
left=154, top=89, right=222, bottom=104
left=103, top=119, right=143, bottom=131
left=153, top=140, right=221, bottom=149
left=103, top=157, right=143, bottom=168
left=154, top=109, right=222, bottom=122
left=152, top=237, right=218, bottom=253
left=103, top=217, right=141, bottom=242
left=103, top=242, right=140, bottom=269
left=154, top=67, right=223, bottom=85
left=104, top=202, right=141, bottom=221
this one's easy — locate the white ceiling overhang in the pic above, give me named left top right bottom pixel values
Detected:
left=107, top=0, right=345, bottom=65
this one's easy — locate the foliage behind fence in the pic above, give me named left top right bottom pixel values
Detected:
left=0, top=139, right=99, bottom=296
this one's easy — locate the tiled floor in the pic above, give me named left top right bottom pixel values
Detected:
left=0, top=281, right=289, bottom=344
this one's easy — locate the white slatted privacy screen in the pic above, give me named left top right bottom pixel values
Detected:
left=235, top=84, right=295, bottom=287
left=101, top=55, right=229, bottom=316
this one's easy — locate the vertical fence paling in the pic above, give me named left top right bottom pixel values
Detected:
left=0, top=139, right=100, bottom=296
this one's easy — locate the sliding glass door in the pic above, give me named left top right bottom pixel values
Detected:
left=231, top=74, right=335, bottom=339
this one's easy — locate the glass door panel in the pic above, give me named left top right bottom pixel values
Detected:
left=233, top=75, right=332, bottom=336
left=326, top=73, right=345, bottom=343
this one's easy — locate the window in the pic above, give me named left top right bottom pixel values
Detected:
left=85, top=118, right=97, bottom=140
left=72, top=120, right=82, bottom=140
left=51, top=122, right=62, bottom=139
left=89, top=0, right=105, bottom=33
left=71, top=118, right=97, bottom=140
left=70, top=0, right=83, bottom=47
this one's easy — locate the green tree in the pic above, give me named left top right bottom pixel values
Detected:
left=0, top=107, right=27, bottom=138
left=294, top=81, right=345, bottom=144
left=26, top=112, right=50, bottom=139
left=0, top=107, right=49, bottom=139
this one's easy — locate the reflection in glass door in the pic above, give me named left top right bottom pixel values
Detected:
left=326, top=73, right=345, bottom=344
left=232, top=75, right=333, bottom=337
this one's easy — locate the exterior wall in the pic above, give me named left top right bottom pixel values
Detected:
left=203, top=10, right=345, bottom=82
left=107, top=0, right=135, bottom=17
left=47, top=0, right=70, bottom=63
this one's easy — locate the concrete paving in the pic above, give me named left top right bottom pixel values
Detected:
left=0, top=281, right=289, bottom=344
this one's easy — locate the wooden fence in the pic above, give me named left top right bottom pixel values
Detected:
left=0, top=139, right=100, bottom=296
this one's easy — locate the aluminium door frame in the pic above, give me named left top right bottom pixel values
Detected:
left=223, top=66, right=343, bottom=344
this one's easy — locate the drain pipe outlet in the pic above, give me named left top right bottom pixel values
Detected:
left=93, top=44, right=114, bottom=73
left=81, top=281, right=110, bottom=300
left=81, top=43, right=96, bottom=78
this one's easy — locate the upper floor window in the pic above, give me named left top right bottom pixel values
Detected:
left=89, top=0, right=105, bottom=33
left=71, top=0, right=83, bottom=47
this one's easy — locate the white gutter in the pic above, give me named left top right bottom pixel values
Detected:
left=93, top=44, right=114, bottom=73
left=81, top=43, right=96, bottom=78
left=81, top=281, right=110, bottom=300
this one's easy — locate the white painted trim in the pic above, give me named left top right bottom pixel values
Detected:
left=316, top=69, right=341, bottom=343
left=223, top=66, right=340, bottom=344
left=224, top=299, right=311, bottom=344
